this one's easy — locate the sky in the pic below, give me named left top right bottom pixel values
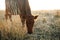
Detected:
left=0, top=0, right=60, bottom=10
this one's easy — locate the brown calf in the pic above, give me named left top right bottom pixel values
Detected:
left=5, top=0, right=38, bottom=34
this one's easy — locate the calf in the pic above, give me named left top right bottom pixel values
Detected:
left=5, top=0, right=38, bottom=34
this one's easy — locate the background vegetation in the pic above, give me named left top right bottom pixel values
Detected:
left=0, top=10, right=60, bottom=40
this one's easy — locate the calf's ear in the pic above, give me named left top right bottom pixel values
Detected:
left=34, top=15, right=38, bottom=19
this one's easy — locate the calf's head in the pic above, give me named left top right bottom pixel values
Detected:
left=26, top=15, right=38, bottom=34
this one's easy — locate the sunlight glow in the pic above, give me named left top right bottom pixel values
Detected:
left=0, top=0, right=5, bottom=10
left=0, top=0, right=60, bottom=10
left=29, top=0, right=60, bottom=10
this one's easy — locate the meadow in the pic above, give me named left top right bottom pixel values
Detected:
left=0, top=10, right=60, bottom=40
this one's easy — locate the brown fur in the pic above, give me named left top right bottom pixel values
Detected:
left=5, top=0, right=38, bottom=34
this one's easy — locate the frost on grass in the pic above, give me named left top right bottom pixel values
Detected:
left=0, top=10, right=60, bottom=40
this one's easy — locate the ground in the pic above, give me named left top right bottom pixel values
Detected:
left=0, top=10, right=60, bottom=40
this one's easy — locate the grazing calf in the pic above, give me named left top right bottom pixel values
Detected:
left=5, top=0, right=38, bottom=34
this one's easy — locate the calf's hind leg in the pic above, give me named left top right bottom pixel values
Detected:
left=5, top=14, right=8, bottom=21
left=9, top=14, right=12, bottom=22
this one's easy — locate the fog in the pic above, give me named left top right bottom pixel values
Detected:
left=0, top=0, right=60, bottom=10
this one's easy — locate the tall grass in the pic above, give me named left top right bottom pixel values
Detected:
left=0, top=10, right=60, bottom=40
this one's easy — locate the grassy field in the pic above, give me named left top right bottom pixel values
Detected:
left=0, top=10, right=60, bottom=40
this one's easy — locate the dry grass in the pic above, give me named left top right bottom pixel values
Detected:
left=0, top=10, right=60, bottom=40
